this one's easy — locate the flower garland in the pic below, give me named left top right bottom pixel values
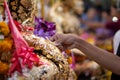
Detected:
left=0, top=21, right=13, bottom=74
left=65, top=50, right=75, bottom=69
left=0, top=21, right=10, bottom=36
left=0, top=21, right=13, bottom=53
left=0, top=37, right=13, bottom=53
left=0, top=60, right=9, bottom=74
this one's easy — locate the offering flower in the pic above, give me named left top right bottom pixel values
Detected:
left=34, top=17, right=56, bottom=38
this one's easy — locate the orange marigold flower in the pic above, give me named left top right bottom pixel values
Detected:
left=0, top=61, right=9, bottom=74
left=0, top=37, right=13, bottom=52
left=0, top=21, right=10, bottom=36
left=68, top=57, right=73, bottom=64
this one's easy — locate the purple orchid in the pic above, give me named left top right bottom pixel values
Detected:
left=34, top=17, right=56, bottom=38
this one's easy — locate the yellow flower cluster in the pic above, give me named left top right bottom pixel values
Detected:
left=65, top=50, right=72, bottom=64
left=0, top=22, right=13, bottom=74
left=0, top=37, right=13, bottom=53
left=0, top=61, right=9, bottom=74
left=0, top=22, right=10, bottom=36
left=68, top=57, right=73, bottom=64
left=0, top=22, right=13, bottom=53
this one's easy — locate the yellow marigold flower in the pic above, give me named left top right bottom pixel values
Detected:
left=0, top=37, right=13, bottom=52
left=0, top=22, right=10, bottom=36
left=65, top=50, right=71, bottom=55
left=0, top=61, right=9, bottom=74
left=68, top=57, right=73, bottom=64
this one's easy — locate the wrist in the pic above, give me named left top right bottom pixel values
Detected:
left=74, top=36, right=86, bottom=49
left=74, top=37, right=81, bottom=48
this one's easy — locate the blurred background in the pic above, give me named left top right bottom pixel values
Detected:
left=43, top=0, right=120, bottom=80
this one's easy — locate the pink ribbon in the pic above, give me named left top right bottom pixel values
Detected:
left=9, top=51, right=22, bottom=75
left=9, top=47, right=43, bottom=75
left=18, top=47, right=39, bottom=69
left=13, top=20, right=34, bottom=32
left=4, top=0, right=43, bottom=75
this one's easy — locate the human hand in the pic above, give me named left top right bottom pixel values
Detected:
left=51, top=33, right=79, bottom=51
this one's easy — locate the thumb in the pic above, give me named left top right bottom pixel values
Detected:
left=55, top=43, right=65, bottom=51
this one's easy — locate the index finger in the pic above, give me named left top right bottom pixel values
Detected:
left=50, top=33, right=60, bottom=42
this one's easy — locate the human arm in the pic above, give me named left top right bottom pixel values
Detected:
left=80, top=18, right=105, bottom=29
left=82, top=20, right=105, bottom=28
left=85, top=21, right=105, bottom=28
left=51, top=33, right=120, bottom=75
left=75, top=37, right=120, bottom=75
